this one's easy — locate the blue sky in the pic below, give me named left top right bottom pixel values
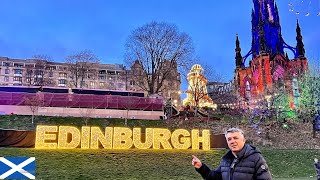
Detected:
left=0, top=0, right=319, bottom=82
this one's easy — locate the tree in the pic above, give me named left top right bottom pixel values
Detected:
left=24, top=94, right=43, bottom=124
left=65, top=50, right=100, bottom=88
left=125, top=21, right=194, bottom=95
left=25, top=54, right=53, bottom=86
left=119, top=92, right=138, bottom=126
left=299, top=60, right=320, bottom=120
left=79, top=108, right=95, bottom=126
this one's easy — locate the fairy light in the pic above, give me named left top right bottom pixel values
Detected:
left=35, top=125, right=58, bottom=149
left=58, top=126, right=81, bottom=149
left=191, top=129, right=211, bottom=150
left=133, top=128, right=153, bottom=149
left=35, top=126, right=211, bottom=150
left=81, top=126, right=90, bottom=149
left=171, top=129, right=191, bottom=150
left=90, top=127, right=113, bottom=149
left=113, top=127, right=133, bottom=149
left=288, top=0, right=320, bottom=17
left=153, top=128, right=173, bottom=149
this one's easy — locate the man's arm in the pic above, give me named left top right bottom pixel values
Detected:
left=196, top=163, right=222, bottom=180
left=192, top=155, right=222, bottom=180
left=254, top=154, right=272, bottom=180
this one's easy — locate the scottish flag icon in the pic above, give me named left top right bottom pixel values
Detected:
left=0, top=157, right=36, bottom=179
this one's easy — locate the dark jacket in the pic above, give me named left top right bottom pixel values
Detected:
left=315, top=160, right=320, bottom=180
left=196, top=144, right=272, bottom=180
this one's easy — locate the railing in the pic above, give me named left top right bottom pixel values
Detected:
left=0, top=92, right=164, bottom=111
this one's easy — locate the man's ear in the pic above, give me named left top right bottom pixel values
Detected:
left=243, top=137, right=246, bottom=143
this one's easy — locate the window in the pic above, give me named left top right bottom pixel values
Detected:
left=4, top=62, right=10, bottom=67
left=14, top=63, right=23, bottom=68
left=34, top=70, right=43, bottom=76
left=49, top=71, right=53, bottom=77
left=14, top=69, right=22, bottom=74
left=59, top=73, right=67, bottom=78
left=4, top=76, right=9, bottom=82
left=99, top=82, right=105, bottom=87
left=13, top=77, right=22, bottom=82
left=5, top=69, right=10, bottom=74
left=99, top=76, right=106, bottom=80
left=107, top=70, right=116, bottom=75
left=90, top=81, right=95, bottom=87
left=130, top=80, right=135, bottom=85
left=59, top=79, right=66, bottom=84
left=99, top=70, right=106, bottom=74
left=46, top=66, right=56, bottom=70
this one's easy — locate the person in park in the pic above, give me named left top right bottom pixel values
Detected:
left=192, top=127, right=272, bottom=180
left=315, top=158, right=320, bottom=180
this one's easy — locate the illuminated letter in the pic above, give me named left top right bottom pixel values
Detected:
left=90, top=127, right=113, bottom=149
left=171, top=129, right=191, bottom=149
left=113, top=127, right=133, bottom=149
left=35, top=125, right=58, bottom=149
left=191, top=129, right=210, bottom=150
left=153, top=128, right=172, bottom=149
left=81, top=126, right=91, bottom=149
left=58, top=126, right=81, bottom=149
left=133, top=128, right=153, bottom=149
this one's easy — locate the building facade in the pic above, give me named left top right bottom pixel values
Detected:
left=0, top=57, right=127, bottom=89
left=234, top=0, right=308, bottom=108
left=0, top=56, right=181, bottom=103
left=127, top=60, right=181, bottom=106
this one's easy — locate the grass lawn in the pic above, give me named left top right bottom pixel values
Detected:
left=1, top=148, right=319, bottom=180
left=0, top=115, right=166, bottom=130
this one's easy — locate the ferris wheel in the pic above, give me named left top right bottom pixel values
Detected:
left=288, top=0, right=320, bottom=16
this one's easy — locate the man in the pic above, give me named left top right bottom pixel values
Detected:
left=313, top=113, right=320, bottom=138
left=315, top=158, right=320, bottom=180
left=192, top=128, right=272, bottom=180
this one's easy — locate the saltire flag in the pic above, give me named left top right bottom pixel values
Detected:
left=0, top=157, right=36, bottom=179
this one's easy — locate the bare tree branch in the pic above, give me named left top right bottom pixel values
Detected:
left=65, top=50, right=100, bottom=88
left=125, top=21, right=194, bottom=95
left=25, top=54, right=53, bottom=86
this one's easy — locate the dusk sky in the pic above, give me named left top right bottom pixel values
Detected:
left=0, top=0, right=319, bottom=83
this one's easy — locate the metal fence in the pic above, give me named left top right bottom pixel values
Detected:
left=0, top=92, right=164, bottom=111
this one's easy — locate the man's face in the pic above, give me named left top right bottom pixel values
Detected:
left=226, top=132, right=246, bottom=153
